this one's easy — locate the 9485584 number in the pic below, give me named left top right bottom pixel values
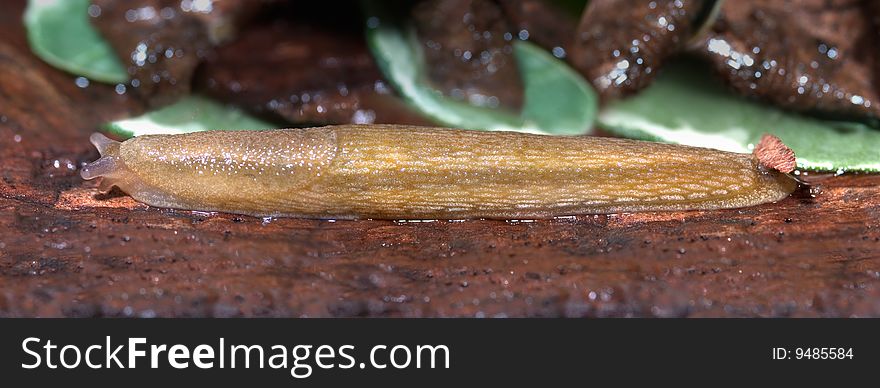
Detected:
left=772, top=347, right=853, bottom=360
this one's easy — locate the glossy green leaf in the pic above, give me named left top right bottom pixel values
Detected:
left=103, top=95, right=277, bottom=138
left=24, top=0, right=128, bottom=83
left=365, top=5, right=597, bottom=135
left=599, top=62, right=880, bottom=172
left=516, top=42, right=598, bottom=135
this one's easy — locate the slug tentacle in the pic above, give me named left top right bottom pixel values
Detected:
left=80, top=125, right=798, bottom=219
left=81, top=133, right=127, bottom=192
left=80, top=154, right=118, bottom=180
left=89, top=132, right=120, bottom=156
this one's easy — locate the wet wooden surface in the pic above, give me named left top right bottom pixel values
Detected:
left=1, top=2, right=879, bottom=317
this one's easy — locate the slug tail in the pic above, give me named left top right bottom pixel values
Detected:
left=753, top=134, right=796, bottom=173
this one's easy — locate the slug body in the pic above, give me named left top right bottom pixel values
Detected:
left=82, top=125, right=797, bottom=219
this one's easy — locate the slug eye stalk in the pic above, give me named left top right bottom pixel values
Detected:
left=81, top=125, right=799, bottom=219
left=81, top=133, right=124, bottom=191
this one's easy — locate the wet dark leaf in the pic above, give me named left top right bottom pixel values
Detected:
left=366, top=3, right=597, bottom=135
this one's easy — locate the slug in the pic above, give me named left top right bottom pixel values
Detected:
left=81, top=125, right=798, bottom=219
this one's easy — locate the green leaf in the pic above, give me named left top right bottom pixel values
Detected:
left=517, top=42, right=598, bottom=135
left=599, top=61, right=880, bottom=172
left=103, top=95, right=277, bottom=138
left=365, top=5, right=597, bottom=135
left=24, top=0, right=128, bottom=83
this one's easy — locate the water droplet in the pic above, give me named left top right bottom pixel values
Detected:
left=87, top=4, right=101, bottom=17
left=551, top=46, right=566, bottom=58
left=366, top=16, right=379, bottom=29
left=827, top=47, right=838, bottom=59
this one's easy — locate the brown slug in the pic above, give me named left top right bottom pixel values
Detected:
left=81, top=125, right=798, bottom=219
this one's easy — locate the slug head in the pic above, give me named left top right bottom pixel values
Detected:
left=81, top=132, right=125, bottom=191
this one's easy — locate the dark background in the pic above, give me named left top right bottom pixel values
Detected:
left=0, top=319, right=876, bottom=386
